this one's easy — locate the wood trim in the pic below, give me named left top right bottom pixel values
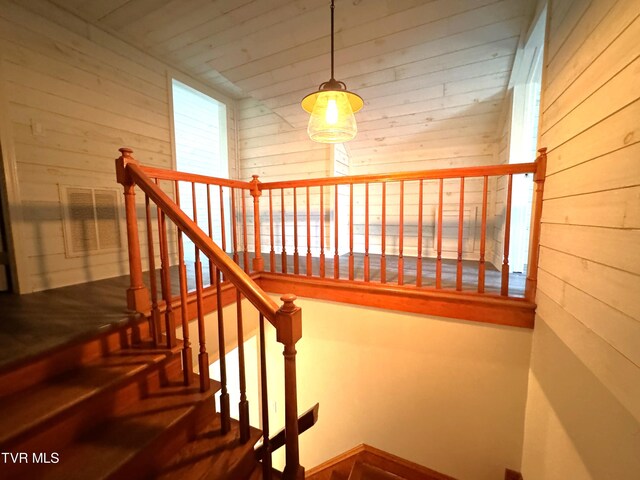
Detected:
left=305, top=444, right=368, bottom=477
left=306, top=443, right=456, bottom=480
left=257, top=273, right=535, bottom=328
left=0, top=52, right=30, bottom=293
left=259, top=162, right=537, bottom=190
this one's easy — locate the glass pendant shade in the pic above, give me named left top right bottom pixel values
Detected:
left=301, top=0, right=363, bottom=143
left=306, top=90, right=358, bottom=143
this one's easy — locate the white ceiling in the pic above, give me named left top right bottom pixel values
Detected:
left=49, top=0, right=536, bottom=152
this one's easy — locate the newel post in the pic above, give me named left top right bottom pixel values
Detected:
left=250, top=175, right=265, bottom=272
left=525, top=147, right=547, bottom=301
left=115, top=147, right=150, bottom=312
left=276, top=294, right=305, bottom=480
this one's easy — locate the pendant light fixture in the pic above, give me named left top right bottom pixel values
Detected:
left=301, top=0, right=363, bottom=143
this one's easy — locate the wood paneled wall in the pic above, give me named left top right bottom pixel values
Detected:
left=0, top=0, right=236, bottom=292
left=238, top=99, right=509, bottom=264
left=521, top=0, right=640, bottom=478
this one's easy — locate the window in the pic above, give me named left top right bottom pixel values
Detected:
left=171, top=79, right=231, bottom=261
left=507, top=4, right=546, bottom=273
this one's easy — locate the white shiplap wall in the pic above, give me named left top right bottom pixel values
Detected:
left=521, top=0, right=640, bottom=478
left=0, top=0, right=236, bottom=292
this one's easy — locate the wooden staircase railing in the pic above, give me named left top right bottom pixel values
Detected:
left=116, top=148, right=305, bottom=480
left=255, top=150, right=547, bottom=302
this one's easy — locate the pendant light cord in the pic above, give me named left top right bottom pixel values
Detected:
left=330, top=0, right=335, bottom=80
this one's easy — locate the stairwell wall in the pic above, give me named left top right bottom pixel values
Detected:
left=520, top=0, right=640, bottom=478
left=261, top=296, right=532, bottom=480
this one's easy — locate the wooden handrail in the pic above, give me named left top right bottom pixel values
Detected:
left=118, top=152, right=279, bottom=323
left=117, top=148, right=304, bottom=479
left=258, top=162, right=537, bottom=190
left=139, top=164, right=252, bottom=189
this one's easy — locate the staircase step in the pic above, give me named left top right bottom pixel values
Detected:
left=330, top=471, right=349, bottom=480
left=7, top=377, right=219, bottom=480
left=0, top=342, right=179, bottom=451
left=0, top=315, right=148, bottom=398
left=349, top=461, right=403, bottom=480
left=156, top=415, right=262, bottom=480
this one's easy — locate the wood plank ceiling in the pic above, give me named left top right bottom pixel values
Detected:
left=48, top=0, right=536, bottom=162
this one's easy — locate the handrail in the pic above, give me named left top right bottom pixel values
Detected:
left=139, top=165, right=252, bottom=189
left=258, top=162, right=537, bottom=190
left=121, top=155, right=279, bottom=323
left=117, top=148, right=304, bottom=480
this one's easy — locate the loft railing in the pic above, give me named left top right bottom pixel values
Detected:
left=255, top=153, right=547, bottom=300
left=116, top=148, right=304, bottom=480
left=120, top=147, right=546, bottom=328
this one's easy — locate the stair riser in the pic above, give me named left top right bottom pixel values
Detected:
left=0, top=318, right=150, bottom=398
left=108, top=395, right=217, bottom=480
left=1, top=354, right=183, bottom=479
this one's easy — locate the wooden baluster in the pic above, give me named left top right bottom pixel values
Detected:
left=242, top=190, right=250, bottom=273
left=231, top=188, right=239, bottom=265
left=191, top=182, right=209, bottom=384
left=364, top=183, right=370, bottom=282
left=398, top=180, right=404, bottom=286
left=250, top=175, right=264, bottom=272
left=293, top=187, right=299, bottom=274
left=478, top=176, right=489, bottom=293
left=436, top=179, right=444, bottom=289
left=320, top=186, right=325, bottom=278
left=525, top=148, right=548, bottom=301
left=194, top=235, right=209, bottom=393
left=158, top=209, right=176, bottom=348
left=501, top=175, right=514, bottom=296
left=277, top=295, right=304, bottom=480
left=219, top=186, right=227, bottom=252
left=306, top=187, right=312, bottom=276
left=456, top=178, right=465, bottom=291
left=349, top=184, right=354, bottom=281
left=115, top=147, right=149, bottom=312
left=416, top=180, right=424, bottom=287
left=334, top=185, right=340, bottom=279
left=144, top=194, right=161, bottom=346
left=192, top=183, right=201, bottom=286
left=216, top=267, right=231, bottom=432
left=206, top=184, right=214, bottom=286
left=174, top=183, right=193, bottom=385
left=269, top=190, right=275, bottom=273
left=236, top=291, right=250, bottom=443
left=381, top=183, right=386, bottom=284
left=259, top=313, right=272, bottom=479
left=281, top=189, right=287, bottom=274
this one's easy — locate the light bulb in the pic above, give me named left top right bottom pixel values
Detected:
left=326, top=98, right=339, bottom=125
left=306, top=90, right=357, bottom=143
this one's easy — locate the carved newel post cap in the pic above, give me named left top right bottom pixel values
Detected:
left=280, top=294, right=298, bottom=311
left=252, top=174, right=260, bottom=181
left=537, top=147, right=547, bottom=154
left=277, top=294, right=301, bottom=345
left=119, top=147, right=134, bottom=157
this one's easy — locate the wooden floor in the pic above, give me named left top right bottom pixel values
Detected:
left=0, top=275, right=134, bottom=369
left=257, top=252, right=525, bottom=297
left=0, top=253, right=525, bottom=369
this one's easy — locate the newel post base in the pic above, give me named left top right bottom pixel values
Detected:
left=276, top=294, right=305, bottom=480
left=250, top=175, right=265, bottom=272
left=116, top=147, right=150, bottom=313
